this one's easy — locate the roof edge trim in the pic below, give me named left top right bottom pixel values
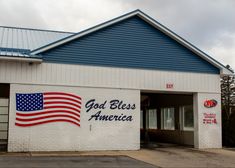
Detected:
left=0, top=56, right=42, bottom=63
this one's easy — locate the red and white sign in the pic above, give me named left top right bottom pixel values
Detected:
left=204, top=99, right=217, bottom=108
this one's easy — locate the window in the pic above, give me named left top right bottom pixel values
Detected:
left=161, top=107, right=175, bottom=130
left=180, top=105, right=194, bottom=131
left=148, top=109, right=157, bottom=129
left=140, top=110, right=143, bottom=129
left=140, top=109, right=157, bottom=129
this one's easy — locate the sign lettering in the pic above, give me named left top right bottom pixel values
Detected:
left=203, top=113, right=217, bottom=124
left=166, top=83, right=174, bottom=89
left=85, top=99, right=135, bottom=122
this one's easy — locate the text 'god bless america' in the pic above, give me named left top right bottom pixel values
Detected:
left=85, top=99, right=135, bottom=122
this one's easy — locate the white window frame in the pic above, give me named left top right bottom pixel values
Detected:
left=180, top=105, right=194, bottom=131
left=147, top=109, right=157, bottom=129
left=161, top=107, right=175, bottom=130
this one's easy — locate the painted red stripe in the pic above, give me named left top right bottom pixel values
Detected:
left=44, top=97, right=81, bottom=104
left=16, top=110, right=80, bottom=118
left=16, top=114, right=80, bottom=122
left=44, top=101, right=81, bottom=109
left=44, top=105, right=80, bottom=113
left=15, top=119, right=80, bottom=127
left=44, top=92, right=81, bottom=100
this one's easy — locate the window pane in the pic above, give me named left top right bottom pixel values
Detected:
left=161, top=108, right=175, bottom=130
left=183, top=105, right=194, bottom=129
left=148, top=109, right=157, bottom=129
left=140, top=110, right=143, bottom=129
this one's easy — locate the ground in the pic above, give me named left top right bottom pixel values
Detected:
left=0, top=156, right=156, bottom=168
left=1, top=146, right=235, bottom=168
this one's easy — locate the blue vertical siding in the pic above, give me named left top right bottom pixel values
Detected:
left=41, top=16, right=220, bottom=74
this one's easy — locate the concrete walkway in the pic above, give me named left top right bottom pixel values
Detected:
left=1, top=147, right=235, bottom=167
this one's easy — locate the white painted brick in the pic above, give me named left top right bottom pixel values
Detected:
left=8, top=84, right=140, bottom=152
left=194, top=93, right=222, bottom=149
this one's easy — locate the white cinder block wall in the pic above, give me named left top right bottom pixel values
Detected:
left=1, top=62, right=222, bottom=151
left=8, top=84, right=140, bottom=152
left=194, top=93, right=222, bottom=149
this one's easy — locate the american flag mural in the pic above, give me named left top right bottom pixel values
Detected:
left=15, top=92, right=81, bottom=127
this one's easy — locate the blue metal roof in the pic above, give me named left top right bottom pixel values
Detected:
left=0, top=26, right=74, bottom=57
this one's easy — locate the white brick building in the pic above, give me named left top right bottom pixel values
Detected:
left=0, top=10, right=233, bottom=152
